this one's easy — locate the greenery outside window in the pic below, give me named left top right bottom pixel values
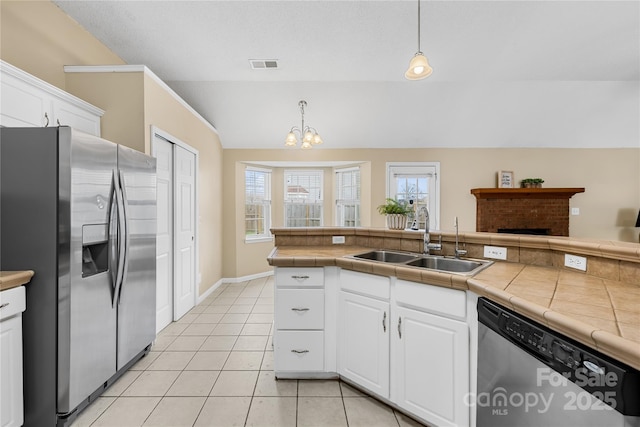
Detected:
left=245, top=166, right=272, bottom=241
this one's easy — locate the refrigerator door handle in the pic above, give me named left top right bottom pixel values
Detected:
left=113, top=170, right=127, bottom=306
left=117, top=170, right=131, bottom=305
left=108, top=170, right=119, bottom=306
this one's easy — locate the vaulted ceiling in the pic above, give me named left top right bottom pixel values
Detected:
left=54, top=1, right=639, bottom=149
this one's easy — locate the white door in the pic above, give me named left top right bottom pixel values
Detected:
left=174, top=145, right=196, bottom=319
left=338, top=291, right=390, bottom=399
left=154, top=138, right=174, bottom=332
left=393, top=306, right=470, bottom=427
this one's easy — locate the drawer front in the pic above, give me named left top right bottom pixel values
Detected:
left=276, top=289, right=324, bottom=330
left=395, top=279, right=466, bottom=320
left=274, top=331, right=324, bottom=372
left=340, top=270, right=390, bottom=300
left=276, top=267, right=324, bottom=288
left=0, top=286, right=26, bottom=321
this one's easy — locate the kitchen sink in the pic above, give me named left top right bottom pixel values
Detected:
left=405, top=256, right=490, bottom=274
left=351, top=250, right=420, bottom=263
left=347, top=250, right=493, bottom=276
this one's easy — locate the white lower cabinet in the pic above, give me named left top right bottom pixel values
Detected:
left=392, top=305, right=470, bottom=427
left=338, top=271, right=470, bottom=427
left=0, top=286, right=27, bottom=427
left=274, top=330, right=324, bottom=372
left=274, top=267, right=326, bottom=376
left=338, top=290, right=390, bottom=399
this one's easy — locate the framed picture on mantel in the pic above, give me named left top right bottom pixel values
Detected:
left=498, top=170, right=514, bottom=188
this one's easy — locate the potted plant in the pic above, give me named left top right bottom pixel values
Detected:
left=377, top=198, right=412, bottom=230
left=521, top=178, right=544, bottom=188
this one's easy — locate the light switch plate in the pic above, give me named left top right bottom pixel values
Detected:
left=484, top=245, right=507, bottom=260
left=571, top=207, right=580, bottom=215
left=332, top=235, right=345, bottom=244
left=565, top=254, right=587, bottom=271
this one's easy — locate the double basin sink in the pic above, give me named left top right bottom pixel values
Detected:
left=346, top=250, right=493, bottom=276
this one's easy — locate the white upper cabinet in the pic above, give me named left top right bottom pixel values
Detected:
left=1, top=60, right=104, bottom=136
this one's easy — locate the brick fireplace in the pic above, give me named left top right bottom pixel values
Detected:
left=470, top=188, right=585, bottom=236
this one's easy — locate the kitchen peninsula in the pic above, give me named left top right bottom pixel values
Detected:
left=268, top=227, right=639, bottom=369
left=268, top=227, right=639, bottom=426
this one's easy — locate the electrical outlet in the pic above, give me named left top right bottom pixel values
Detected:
left=484, top=245, right=507, bottom=260
left=571, top=207, right=580, bottom=215
left=332, top=235, right=345, bottom=244
left=565, top=254, right=587, bottom=271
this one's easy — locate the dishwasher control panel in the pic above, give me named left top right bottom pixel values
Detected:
left=500, top=313, right=582, bottom=369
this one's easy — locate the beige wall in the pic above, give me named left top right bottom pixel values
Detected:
left=223, top=147, right=640, bottom=277
left=2, top=0, right=224, bottom=294
left=1, top=0, right=125, bottom=89
left=142, top=75, right=224, bottom=294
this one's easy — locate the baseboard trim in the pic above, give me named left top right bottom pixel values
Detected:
left=197, top=271, right=274, bottom=304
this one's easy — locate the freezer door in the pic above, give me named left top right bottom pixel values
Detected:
left=116, top=145, right=157, bottom=369
left=58, top=128, right=118, bottom=414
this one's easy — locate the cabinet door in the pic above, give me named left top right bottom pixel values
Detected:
left=53, top=98, right=101, bottom=136
left=0, top=72, right=49, bottom=127
left=393, top=306, right=469, bottom=427
left=0, top=315, right=24, bottom=427
left=338, top=291, right=389, bottom=399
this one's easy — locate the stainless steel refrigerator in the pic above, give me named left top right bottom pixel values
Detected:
left=0, top=126, right=157, bottom=426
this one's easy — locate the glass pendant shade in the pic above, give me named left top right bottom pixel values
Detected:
left=303, top=131, right=314, bottom=144
left=405, top=53, right=433, bottom=80
left=301, top=140, right=312, bottom=149
left=285, top=132, right=297, bottom=146
left=312, top=134, right=323, bottom=145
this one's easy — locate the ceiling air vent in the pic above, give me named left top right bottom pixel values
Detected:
left=249, top=59, right=279, bottom=70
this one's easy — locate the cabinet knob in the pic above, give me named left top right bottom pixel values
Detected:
left=291, top=307, right=310, bottom=312
left=398, top=316, right=402, bottom=339
left=382, top=311, right=387, bottom=332
left=291, top=349, right=309, bottom=354
left=44, top=112, right=49, bottom=127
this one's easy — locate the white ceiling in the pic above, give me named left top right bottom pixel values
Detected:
left=54, top=0, right=639, bottom=150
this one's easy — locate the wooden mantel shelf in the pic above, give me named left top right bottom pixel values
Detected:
left=471, top=187, right=585, bottom=199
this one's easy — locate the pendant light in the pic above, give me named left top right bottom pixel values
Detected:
left=405, top=0, right=433, bottom=80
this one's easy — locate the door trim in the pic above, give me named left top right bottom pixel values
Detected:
left=151, top=126, right=199, bottom=321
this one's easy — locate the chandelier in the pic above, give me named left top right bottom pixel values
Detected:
left=285, top=100, right=323, bottom=149
left=405, top=0, right=433, bottom=80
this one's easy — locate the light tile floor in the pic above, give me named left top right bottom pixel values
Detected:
left=71, top=277, right=426, bottom=427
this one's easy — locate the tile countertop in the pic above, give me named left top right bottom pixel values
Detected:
left=268, top=246, right=640, bottom=371
left=0, top=270, right=34, bottom=292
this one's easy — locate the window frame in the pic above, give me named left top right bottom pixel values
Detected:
left=335, top=166, right=361, bottom=227
left=244, top=166, right=272, bottom=243
left=284, top=169, right=324, bottom=227
left=386, top=162, right=440, bottom=230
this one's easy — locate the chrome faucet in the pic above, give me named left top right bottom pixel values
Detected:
left=454, top=216, right=467, bottom=258
left=421, top=207, right=442, bottom=255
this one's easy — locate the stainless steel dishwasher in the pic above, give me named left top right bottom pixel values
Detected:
left=476, top=298, right=640, bottom=427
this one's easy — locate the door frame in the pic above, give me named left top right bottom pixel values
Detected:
left=151, top=125, right=199, bottom=321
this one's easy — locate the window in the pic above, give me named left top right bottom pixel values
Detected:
left=284, top=170, right=323, bottom=227
left=335, top=167, right=360, bottom=227
left=387, top=163, right=440, bottom=230
left=245, top=167, right=271, bottom=241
